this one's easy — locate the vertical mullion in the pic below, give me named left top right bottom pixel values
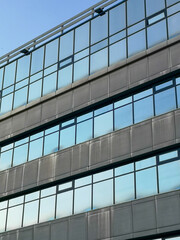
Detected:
left=12, top=60, right=18, bottom=111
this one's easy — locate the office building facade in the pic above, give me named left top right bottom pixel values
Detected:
left=0, top=0, right=180, bottom=239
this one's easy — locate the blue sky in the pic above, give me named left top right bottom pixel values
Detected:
left=0, top=0, right=101, bottom=56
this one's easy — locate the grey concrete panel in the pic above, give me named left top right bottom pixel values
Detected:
left=109, top=67, right=128, bottom=95
left=41, top=98, right=56, bottom=122
left=100, top=136, right=111, bottom=163
left=89, top=139, right=101, bottom=167
left=14, top=166, right=23, bottom=191
left=132, top=199, right=156, bottom=232
left=55, top=149, right=71, bottom=179
left=71, top=144, right=89, bottom=173
left=88, top=210, right=110, bottom=240
left=0, top=118, right=12, bottom=141
left=23, top=161, right=38, bottom=189
left=111, top=234, right=133, bottom=240
left=74, top=84, right=90, bottom=109
left=34, top=224, right=50, bottom=240
left=170, top=41, right=180, bottom=67
left=56, top=92, right=73, bottom=117
left=26, top=106, right=41, bottom=128
left=12, top=113, right=26, bottom=134
left=69, top=215, right=87, bottom=240
left=148, top=49, right=169, bottom=77
left=111, top=129, right=131, bottom=162
left=51, top=219, right=68, bottom=240
left=8, top=232, right=18, bottom=240
left=6, top=169, right=15, bottom=193
left=111, top=204, right=133, bottom=237
left=131, top=120, right=153, bottom=153
left=38, top=155, right=55, bottom=183
left=19, top=228, right=33, bottom=240
left=156, top=193, right=180, bottom=228
left=152, top=113, right=175, bottom=147
left=129, top=58, right=148, bottom=86
left=0, top=172, right=7, bottom=196
left=175, top=110, right=180, bottom=139
left=91, top=75, right=109, bottom=101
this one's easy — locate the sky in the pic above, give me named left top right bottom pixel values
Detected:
left=0, top=0, right=102, bottom=57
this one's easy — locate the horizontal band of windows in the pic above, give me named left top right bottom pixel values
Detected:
left=0, top=74, right=180, bottom=172
left=0, top=147, right=180, bottom=232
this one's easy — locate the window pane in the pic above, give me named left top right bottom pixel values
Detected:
left=16, top=55, right=30, bottom=82
left=155, top=88, right=176, bottom=115
left=115, top=163, right=134, bottom=176
left=28, top=79, right=42, bottom=102
left=91, top=14, right=108, bottom=44
left=94, top=169, right=113, bottom=182
left=147, top=20, right=167, bottom=48
left=94, top=104, right=113, bottom=116
left=39, top=196, right=55, bottom=223
left=25, top=192, right=39, bottom=202
left=159, top=160, right=180, bottom=193
left=127, top=0, right=145, bottom=26
left=45, top=39, right=58, bottom=68
left=109, top=39, right=126, bottom=65
left=60, top=125, right=75, bottom=149
left=56, top=191, right=73, bottom=218
left=6, top=205, right=23, bottom=231
left=74, top=57, right=89, bottom=82
left=58, top=182, right=72, bottom=191
left=167, top=0, right=179, bottom=6
left=91, top=39, right=108, bottom=54
left=41, top=186, right=56, bottom=197
left=75, top=22, right=89, bottom=52
left=0, top=150, right=12, bottom=171
left=159, top=150, right=178, bottom=162
left=58, top=65, right=72, bottom=89
left=136, top=157, right=156, bottom=170
left=13, top=86, right=28, bottom=109
left=134, top=96, right=154, bottom=123
left=90, top=48, right=108, bottom=74
left=0, top=93, right=13, bottom=115
left=176, top=85, right=180, bottom=107
left=134, top=89, right=152, bottom=100
left=60, top=31, right=73, bottom=60
left=75, top=176, right=92, bottom=187
left=114, top=104, right=133, bottom=130
left=29, top=138, right=43, bottom=161
left=31, top=47, right=44, bottom=74
left=109, top=3, right=126, bottom=35
left=44, top=131, right=59, bottom=155
left=128, top=30, right=146, bottom=57
left=136, top=167, right=157, bottom=198
left=9, top=196, right=24, bottom=207
left=148, top=12, right=165, bottom=25
left=0, top=209, right=6, bottom=232
left=0, top=68, right=4, bottom=90
left=3, top=61, right=16, bottom=88
left=168, top=13, right=180, bottom=39
left=93, top=179, right=113, bottom=209
left=146, top=0, right=165, bottom=16
left=76, top=119, right=92, bottom=144
left=115, top=173, right=134, bottom=203
left=43, top=72, right=57, bottom=96
left=13, top=144, right=28, bottom=166
left=94, top=111, right=113, bottom=138
left=74, top=185, right=91, bottom=214
left=23, top=200, right=39, bottom=227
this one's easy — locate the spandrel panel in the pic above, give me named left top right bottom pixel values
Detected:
left=136, top=167, right=158, bottom=198
left=43, top=131, right=59, bottom=155
left=147, top=20, right=167, bottom=48
left=75, top=22, right=89, bottom=52
left=13, top=86, right=28, bottom=109
left=56, top=191, right=73, bottom=218
left=58, top=65, right=72, bottom=88
left=16, top=55, right=30, bottom=82
left=60, top=125, right=75, bottom=149
left=94, top=111, right=113, bottom=138
left=0, top=149, right=12, bottom=171
left=3, top=61, right=16, bottom=88
left=114, top=104, right=132, bottom=130
left=28, top=138, right=43, bottom=161
left=39, top=195, right=55, bottom=223
left=13, top=143, right=28, bottom=166
left=159, top=160, right=180, bottom=193
left=91, top=14, right=108, bottom=44
left=109, top=3, right=126, bottom=35
left=76, top=119, right=93, bottom=144
left=28, top=79, right=42, bottom=102
left=0, top=93, right=13, bottom=115
left=109, top=39, right=126, bottom=65
left=59, top=31, right=73, bottom=60
left=74, top=57, right=89, bottom=82
left=168, top=13, right=180, bottom=39
left=146, top=0, right=165, bottom=16
left=127, top=0, right=145, bottom=26
left=128, top=30, right=146, bottom=57
left=74, top=185, right=91, bottom=214
left=115, top=173, right=134, bottom=203
left=6, top=205, right=23, bottom=231
left=90, top=48, right=108, bottom=74
left=23, top=200, right=39, bottom=227
left=31, top=47, right=44, bottom=75
left=43, top=72, right=57, bottom=96
left=45, top=38, right=58, bottom=68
